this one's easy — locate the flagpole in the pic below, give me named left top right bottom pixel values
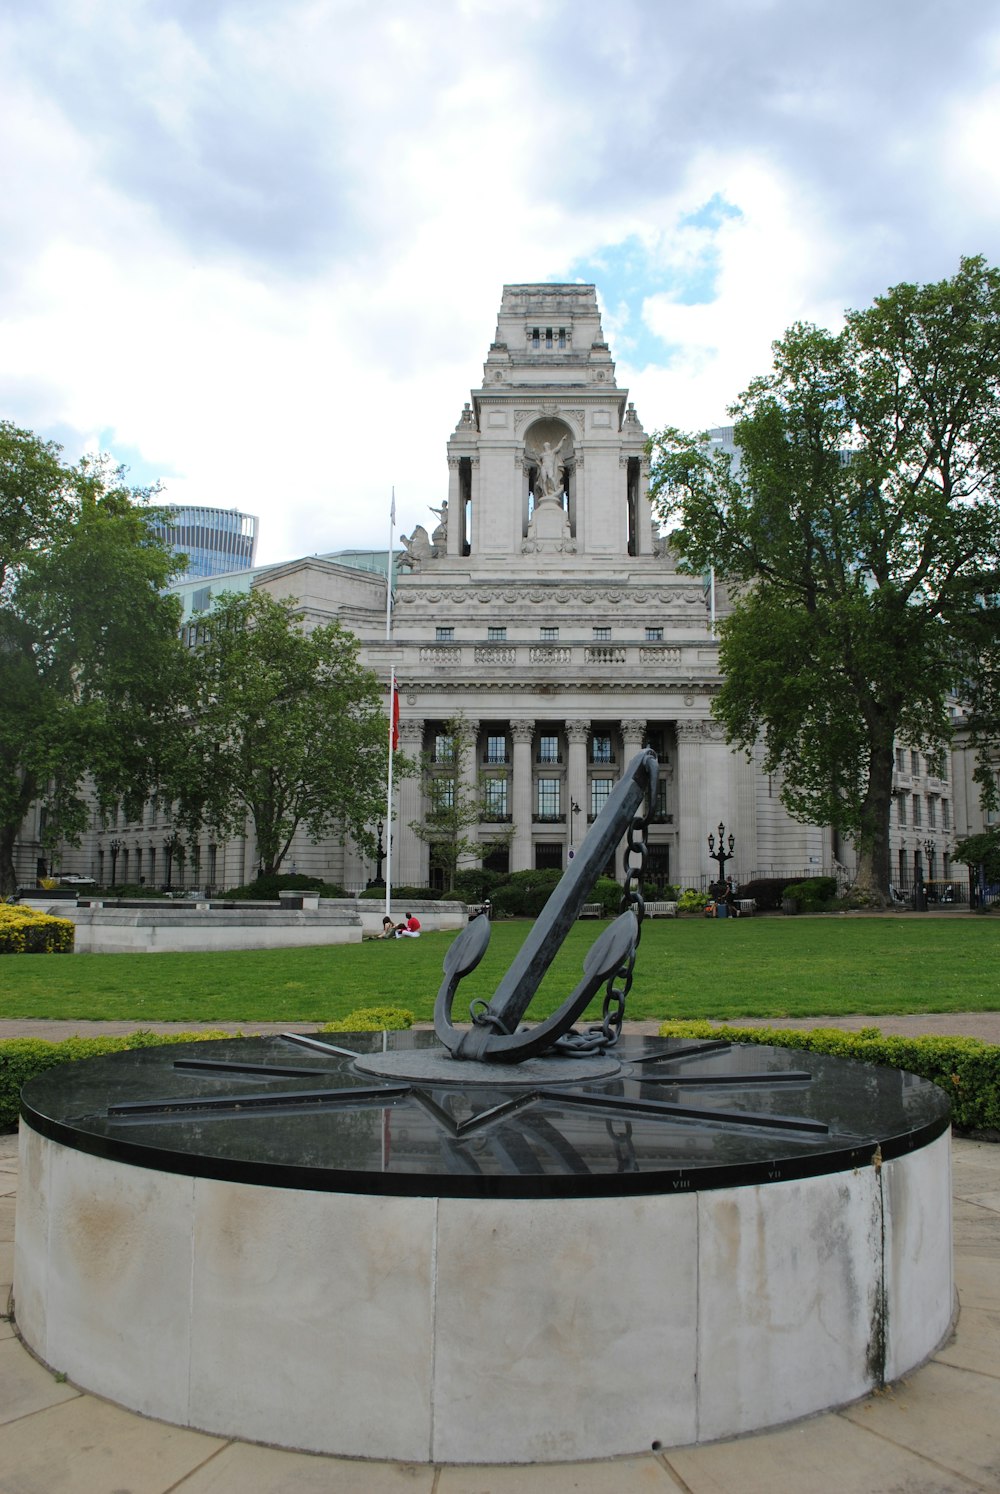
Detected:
left=386, top=664, right=396, bottom=922
left=384, top=491, right=396, bottom=922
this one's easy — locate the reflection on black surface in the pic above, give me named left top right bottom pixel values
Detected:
left=20, top=1032, right=951, bottom=1197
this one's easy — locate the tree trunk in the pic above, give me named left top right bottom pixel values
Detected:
left=0, top=821, right=18, bottom=898
left=851, top=738, right=895, bottom=904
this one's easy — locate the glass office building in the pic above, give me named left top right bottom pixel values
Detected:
left=150, top=505, right=259, bottom=580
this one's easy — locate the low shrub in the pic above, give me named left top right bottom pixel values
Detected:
left=677, top=888, right=710, bottom=914
left=589, top=876, right=624, bottom=916
left=782, top=876, right=838, bottom=912
left=1, top=1008, right=417, bottom=1131
left=358, top=884, right=444, bottom=900
left=658, top=1020, right=1000, bottom=1135
left=0, top=906, right=74, bottom=955
left=490, top=868, right=564, bottom=918
left=319, top=1006, right=414, bottom=1032
left=736, top=878, right=799, bottom=912
left=450, top=867, right=508, bottom=903
left=223, top=874, right=347, bottom=900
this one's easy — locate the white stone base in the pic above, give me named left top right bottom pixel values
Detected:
left=13, top=1126, right=953, bottom=1464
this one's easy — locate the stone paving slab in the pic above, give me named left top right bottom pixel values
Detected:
left=435, top=1454, right=680, bottom=1492
left=952, top=1199, right=1000, bottom=1258
left=0, top=1333, right=81, bottom=1425
left=173, top=1441, right=437, bottom=1491
left=934, top=1305, right=1000, bottom=1376
left=955, top=1255, right=1000, bottom=1310
left=664, top=1411, right=985, bottom=1494
left=0, top=1393, right=227, bottom=1494
left=841, top=1361, right=1000, bottom=1489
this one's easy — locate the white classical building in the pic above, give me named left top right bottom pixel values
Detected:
left=36, top=283, right=968, bottom=895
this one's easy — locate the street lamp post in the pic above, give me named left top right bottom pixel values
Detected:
left=109, top=838, right=121, bottom=887
left=369, top=820, right=386, bottom=887
left=707, top=822, right=735, bottom=890
left=569, top=799, right=581, bottom=859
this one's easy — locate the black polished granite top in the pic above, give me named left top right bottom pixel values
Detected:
left=19, top=1032, right=950, bottom=1199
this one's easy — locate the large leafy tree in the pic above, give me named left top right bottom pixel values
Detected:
left=0, top=422, right=189, bottom=895
left=648, top=257, right=1000, bottom=903
left=173, top=590, right=390, bottom=875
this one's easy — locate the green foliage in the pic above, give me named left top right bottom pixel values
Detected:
left=658, top=1020, right=1000, bottom=1133
left=490, top=867, right=563, bottom=917
left=677, top=888, right=710, bottom=913
left=736, top=877, right=799, bottom=911
left=450, top=866, right=509, bottom=902
left=319, top=1006, right=414, bottom=1032
left=222, top=874, right=347, bottom=899
left=953, top=830, right=1000, bottom=884
left=781, top=876, right=838, bottom=912
left=648, top=256, right=1000, bottom=901
left=590, top=877, right=624, bottom=915
left=358, top=884, right=444, bottom=900
left=0, top=422, right=189, bottom=896
left=0, top=906, right=74, bottom=954
left=171, top=591, right=393, bottom=876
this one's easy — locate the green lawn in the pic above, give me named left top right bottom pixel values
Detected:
left=1, top=916, right=998, bottom=1024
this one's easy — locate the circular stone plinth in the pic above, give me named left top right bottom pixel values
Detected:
left=15, top=1031, right=954, bottom=1465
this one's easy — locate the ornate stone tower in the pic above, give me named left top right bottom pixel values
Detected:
left=440, top=284, right=653, bottom=564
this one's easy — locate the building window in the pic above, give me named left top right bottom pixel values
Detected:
left=436, top=627, right=454, bottom=642
left=910, top=750, right=920, bottom=775
left=537, top=734, right=560, bottom=764
left=896, top=794, right=907, bottom=827
left=484, top=777, right=508, bottom=819
left=148, top=848, right=156, bottom=884
left=434, top=733, right=455, bottom=763
left=431, top=779, right=455, bottom=812
left=591, top=734, right=613, bottom=764
left=540, top=627, right=559, bottom=641
left=593, top=627, right=611, bottom=641
left=487, top=626, right=507, bottom=641
left=485, top=734, right=508, bottom=764
left=927, top=796, right=937, bottom=828
left=645, top=627, right=663, bottom=641
left=536, top=779, right=561, bottom=819
left=942, top=799, right=951, bottom=830
left=535, top=842, right=563, bottom=870
left=911, top=793, right=921, bottom=827
left=655, top=778, right=669, bottom=821
left=590, top=777, right=614, bottom=818
left=895, top=747, right=904, bottom=772
left=207, top=844, right=217, bottom=885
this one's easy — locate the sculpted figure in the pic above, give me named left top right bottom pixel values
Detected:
left=399, top=525, right=434, bottom=568
left=529, top=435, right=567, bottom=498
left=429, top=500, right=448, bottom=553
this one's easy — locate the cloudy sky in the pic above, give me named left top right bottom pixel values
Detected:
left=2, top=0, right=999, bottom=565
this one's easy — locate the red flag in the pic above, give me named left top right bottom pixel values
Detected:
left=390, top=680, right=400, bottom=752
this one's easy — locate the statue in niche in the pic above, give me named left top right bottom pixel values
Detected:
left=398, top=525, right=434, bottom=568
left=428, top=501, right=448, bottom=555
left=528, top=436, right=568, bottom=498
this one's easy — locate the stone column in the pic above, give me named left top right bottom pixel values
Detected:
left=458, top=718, right=480, bottom=873
left=511, top=719, right=534, bottom=872
left=446, top=457, right=462, bottom=557
left=675, top=719, right=706, bottom=888
left=621, top=717, right=646, bottom=771
left=396, top=720, right=425, bottom=887
left=566, top=721, right=589, bottom=830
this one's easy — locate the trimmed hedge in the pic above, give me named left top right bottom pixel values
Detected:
left=223, top=874, right=347, bottom=899
left=782, top=877, right=838, bottom=912
left=0, top=1008, right=416, bottom=1131
left=658, top=1019, right=1000, bottom=1134
left=0, top=906, right=74, bottom=955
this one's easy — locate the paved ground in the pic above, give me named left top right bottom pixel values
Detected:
left=2, top=1129, right=998, bottom=1491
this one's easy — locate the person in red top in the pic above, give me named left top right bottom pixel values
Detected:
left=395, top=912, right=421, bottom=938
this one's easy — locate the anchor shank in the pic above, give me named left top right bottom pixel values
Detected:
left=486, top=748, right=657, bottom=1032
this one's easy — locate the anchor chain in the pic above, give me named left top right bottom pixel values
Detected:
left=556, top=758, right=656, bottom=1054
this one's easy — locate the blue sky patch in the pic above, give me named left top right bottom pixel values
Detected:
left=558, top=194, right=742, bottom=369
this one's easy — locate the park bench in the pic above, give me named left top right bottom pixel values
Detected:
left=578, top=903, right=603, bottom=918
left=644, top=900, right=678, bottom=918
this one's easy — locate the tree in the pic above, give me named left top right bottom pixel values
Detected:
left=172, top=590, right=390, bottom=875
left=648, top=257, right=1000, bottom=903
left=409, top=716, right=513, bottom=893
left=953, top=830, right=1000, bottom=891
left=0, top=422, right=189, bottom=896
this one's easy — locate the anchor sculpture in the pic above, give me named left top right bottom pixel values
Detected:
left=434, top=747, right=659, bottom=1063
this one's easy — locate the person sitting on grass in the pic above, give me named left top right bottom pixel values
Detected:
left=378, top=916, right=395, bottom=939
left=395, top=912, right=421, bottom=938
